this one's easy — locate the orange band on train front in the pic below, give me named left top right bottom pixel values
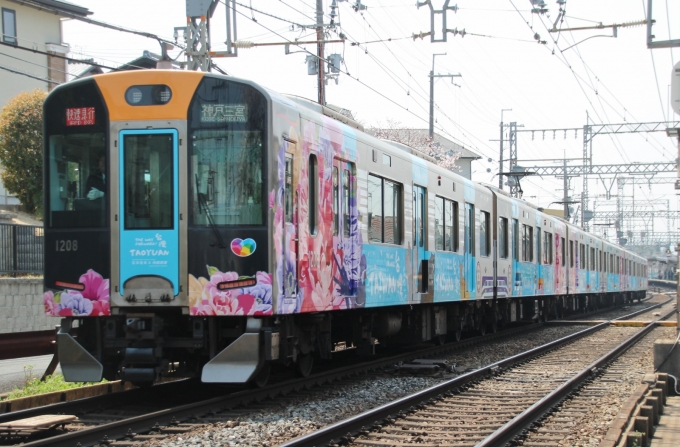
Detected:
left=94, top=70, right=204, bottom=121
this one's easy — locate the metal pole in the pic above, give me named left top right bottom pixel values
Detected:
left=316, top=0, right=325, bottom=105
left=500, top=109, right=511, bottom=190
left=429, top=53, right=447, bottom=138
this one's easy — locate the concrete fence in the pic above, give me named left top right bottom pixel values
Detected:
left=0, top=278, right=55, bottom=334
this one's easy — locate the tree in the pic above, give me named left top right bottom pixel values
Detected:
left=370, top=119, right=461, bottom=171
left=0, top=90, right=46, bottom=216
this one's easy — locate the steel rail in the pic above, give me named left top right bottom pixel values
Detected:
left=14, top=322, right=543, bottom=447
left=0, top=330, right=55, bottom=361
left=278, top=303, right=674, bottom=447
left=9, top=299, right=665, bottom=446
left=477, top=309, right=674, bottom=447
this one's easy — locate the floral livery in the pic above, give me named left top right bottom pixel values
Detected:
left=273, top=122, right=364, bottom=314
left=44, top=269, right=110, bottom=317
left=189, top=266, right=273, bottom=316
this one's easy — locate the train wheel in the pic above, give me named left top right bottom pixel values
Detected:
left=453, top=328, right=463, bottom=341
left=252, top=362, right=271, bottom=388
left=489, top=318, right=498, bottom=334
left=296, top=353, right=314, bottom=378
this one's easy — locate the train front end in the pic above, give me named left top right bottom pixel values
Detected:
left=43, top=71, right=274, bottom=385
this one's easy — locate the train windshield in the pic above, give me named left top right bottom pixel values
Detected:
left=188, top=77, right=267, bottom=226
left=44, top=80, right=109, bottom=229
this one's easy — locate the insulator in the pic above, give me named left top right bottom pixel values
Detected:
left=232, top=41, right=254, bottom=49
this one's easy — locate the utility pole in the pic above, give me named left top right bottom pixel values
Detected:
left=499, top=109, right=512, bottom=189
left=316, top=0, right=325, bottom=105
left=429, top=53, right=461, bottom=137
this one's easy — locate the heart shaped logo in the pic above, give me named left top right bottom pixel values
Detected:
left=231, top=238, right=257, bottom=257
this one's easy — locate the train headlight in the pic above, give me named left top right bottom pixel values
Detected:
left=125, top=85, right=173, bottom=106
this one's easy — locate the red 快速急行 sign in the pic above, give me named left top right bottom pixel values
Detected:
left=66, top=107, right=95, bottom=126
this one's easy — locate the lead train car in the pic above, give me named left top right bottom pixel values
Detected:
left=43, top=70, right=647, bottom=385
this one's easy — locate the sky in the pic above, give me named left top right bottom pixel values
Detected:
left=61, top=0, right=680, bottom=244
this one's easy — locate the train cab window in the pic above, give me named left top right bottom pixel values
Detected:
left=480, top=211, right=490, bottom=256
left=367, top=174, right=401, bottom=244
left=123, top=134, right=174, bottom=229
left=189, top=78, right=266, bottom=227
left=499, top=217, right=508, bottom=259
left=47, top=134, right=107, bottom=228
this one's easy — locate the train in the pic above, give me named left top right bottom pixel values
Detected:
left=42, top=70, right=647, bottom=386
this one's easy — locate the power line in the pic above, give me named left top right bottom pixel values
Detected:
left=0, top=63, right=59, bottom=84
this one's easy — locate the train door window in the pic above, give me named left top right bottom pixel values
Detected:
left=416, top=189, right=426, bottom=247
left=512, top=219, right=519, bottom=261
left=569, top=240, right=574, bottom=268
left=285, top=155, right=294, bottom=224
left=123, top=134, right=174, bottom=229
left=590, top=247, right=595, bottom=272
left=561, top=237, right=565, bottom=266
left=435, top=197, right=444, bottom=250
left=521, top=224, right=533, bottom=262
left=610, top=254, right=614, bottom=273
left=367, top=174, right=401, bottom=244
left=480, top=211, right=490, bottom=256
left=543, top=232, right=553, bottom=264
left=309, top=155, right=318, bottom=235
left=343, top=168, right=351, bottom=238
left=332, top=166, right=339, bottom=235
left=499, top=217, right=508, bottom=259
left=447, top=200, right=458, bottom=251
left=465, top=203, right=474, bottom=255
left=536, top=227, right=541, bottom=264
left=579, top=244, right=586, bottom=269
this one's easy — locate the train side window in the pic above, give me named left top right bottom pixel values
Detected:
left=569, top=240, right=574, bottom=268
left=590, top=247, right=595, bottom=272
left=499, top=217, right=508, bottom=259
left=512, top=219, right=519, bottom=261
left=480, top=211, right=490, bottom=256
left=561, top=237, right=565, bottom=266
left=309, top=155, right=318, bottom=235
left=332, top=166, right=339, bottom=235
left=367, top=174, right=401, bottom=245
left=285, top=156, right=294, bottom=224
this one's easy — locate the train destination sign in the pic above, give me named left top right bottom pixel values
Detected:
left=200, top=104, right=247, bottom=123
left=66, top=107, right=95, bottom=126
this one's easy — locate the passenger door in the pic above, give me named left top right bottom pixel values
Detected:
left=464, top=203, right=475, bottom=298
left=118, top=129, right=179, bottom=299
left=413, top=185, right=428, bottom=295
left=334, top=160, right=360, bottom=306
left=283, top=152, right=298, bottom=301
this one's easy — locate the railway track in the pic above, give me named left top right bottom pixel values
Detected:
left=0, top=297, right=668, bottom=447
left=280, top=307, right=675, bottom=447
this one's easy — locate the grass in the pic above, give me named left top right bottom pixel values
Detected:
left=2, top=365, right=107, bottom=400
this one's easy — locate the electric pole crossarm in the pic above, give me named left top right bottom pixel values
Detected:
left=594, top=210, right=680, bottom=220
left=527, top=162, right=676, bottom=176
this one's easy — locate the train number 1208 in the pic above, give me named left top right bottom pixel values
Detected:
left=55, top=240, right=78, bottom=252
